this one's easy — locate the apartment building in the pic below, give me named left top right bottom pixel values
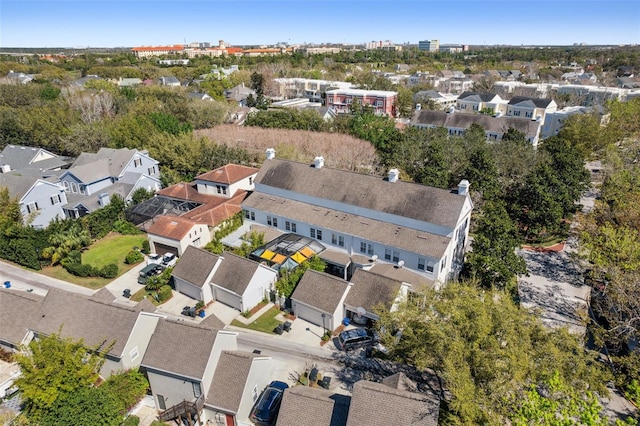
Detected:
left=325, top=88, right=398, bottom=117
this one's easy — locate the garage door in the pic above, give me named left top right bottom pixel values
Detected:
left=153, top=242, right=179, bottom=257
left=213, top=286, right=241, bottom=311
left=175, top=278, right=203, bottom=301
left=292, top=300, right=333, bottom=330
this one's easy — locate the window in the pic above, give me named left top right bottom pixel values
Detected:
left=134, top=158, right=142, bottom=167
left=291, top=222, right=296, bottom=233
left=426, top=260, right=435, bottom=273
left=310, top=228, right=316, bottom=239
left=50, top=194, right=61, bottom=205
left=129, top=347, right=139, bottom=361
left=157, top=395, right=166, bottom=411
left=250, top=211, right=255, bottom=221
left=249, top=177, right=253, bottom=185
left=367, top=244, right=373, bottom=256
left=525, top=111, right=532, bottom=118
left=245, top=210, right=251, bottom=219
left=252, top=385, right=259, bottom=402
left=376, top=100, right=383, bottom=107
left=216, top=185, right=227, bottom=195
left=71, top=182, right=78, bottom=193
left=272, top=217, right=278, bottom=227
left=338, top=236, right=344, bottom=247
left=285, top=221, right=291, bottom=231
left=360, top=242, right=367, bottom=254
left=267, top=216, right=273, bottom=226
left=385, top=249, right=392, bottom=260
left=63, top=181, right=69, bottom=192
left=147, top=166, right=156, bottom=175
left=393, top=251, right=400, bottom=262
left=513, top=110, right=521, bottom=117
left=26, top=202, right=39, bottom=214
left=192, top=382, right=202, bottom=398
left=316, top=229, right=322, bottom=240
left=193, top=237, right=201, bottom=247
left=215, top=413, right=226, bottom=426
left=331, top=234, right=337, bottom=245
left=441, top=256, right=447, bottom=271
left=418, top=258, right=425, bottom=271
left=346, top=97, right=352, bottom=104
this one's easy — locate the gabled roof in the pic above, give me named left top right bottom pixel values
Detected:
left=346, top=380, right=439, bottom=426
left=254, top=158, right=467, bottom=230
left=196, top=164, right=259, bottom=185
left=291, top=270, right=349, bottom=314
left=276, top=386, right=350, bottom=426
left=0, top=174, right=40, bottom=199
left=69, top=147, right=151, bottom=179
left=0, top=289, right=44, bottom=347
left=63, top=182, right=134, bottom=213
left=457, top=91, right=500, bottom=102
left=146, top=215, right=206, bottom=240
left=344, top=269, right=402, bottom=312
left=141, top=319, right=220, bottom=380
left=211, top=252, right=262, bottom=295
left=508, top=96, right=555, bottom=108
left=411, top=110, right=541, bottom=139
left=33, top=289, right=152, bottom=358
left=0, top=145, right=70, bottom=171
left=206, top=350, right=263, bottom=412
left=172, top=246, right=220, bottom=288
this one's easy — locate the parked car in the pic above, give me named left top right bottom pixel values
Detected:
left=249, top=381, right=289, bottom=426
left=147, top=253, right=162, bottom=265
left=338, top=328, right=380, bottom=352
left=137, top=264, right=165, bottom=284
left=162, top=252, right=177, bottom=267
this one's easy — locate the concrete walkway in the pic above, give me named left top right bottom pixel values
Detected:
left=0, top=260, right=96, bottom=296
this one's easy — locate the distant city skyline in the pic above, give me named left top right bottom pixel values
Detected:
left=1, top=0, right=639, bottom=48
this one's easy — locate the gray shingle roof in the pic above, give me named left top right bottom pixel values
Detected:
left=411, top=110, right=541, bottom=140
left=70, top=147, right=148, bottom=179
left=457, top=91, right=499, bottom=102
left=508, top=96, right=554, bottom=108
left=344, top=269, right=402, bottom=312
left=205, top=350, right=261, bottom=412
left=276, top=386, right=349, bottom=426
left=242, top=194, right=451, bottom=259
left=346, top=380, right=439, bottom=426
left=0, top=174, right=39, bottom=199
left=254, top=159, right=467, bottom=230
left=141, top=319, right=220, bottom=380
left=0, top=145, right=70, bottom=171
left=63, top=182, right=134, bottom=212
left=0, top=289, right=44, bottom=347
left=211, top=252, right=260, bottom=295
left=33, top=289, right=148, bottom=357
left=291, top=270, right=349, bottom=314
left=172, top=246, right=220, bottom=288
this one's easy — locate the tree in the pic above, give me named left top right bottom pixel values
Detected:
left=41, top=223, right=91, bottom=265
left=376, top=281, right=610, bottom=425
left=0, top=187, right=22, bottom=234
left=463, top=200, right=527, bottom=290
left=14, top=332, right=107, bottom=421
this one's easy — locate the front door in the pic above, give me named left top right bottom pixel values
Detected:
left=225, top=413, right=234, bottom=426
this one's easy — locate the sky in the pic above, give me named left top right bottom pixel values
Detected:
left=1, top=0, right=639, bottom=48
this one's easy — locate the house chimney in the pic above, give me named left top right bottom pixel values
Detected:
left=416, top=103, right=422, bottom=110
left=314, top=156, right=324, bottom=169
left=98, top=193, right=110, bottom=207
left=265, top=148, right=276, bottom=160
left=458, top=179, right=470, bottom=195
left=388, top=168, right=399, bottom=183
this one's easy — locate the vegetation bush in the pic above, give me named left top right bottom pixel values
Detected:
left=124, top=250, right=144, bottom=265
left=62, top=260, right=99, bottom=277
left=121, top=416, right=140, bottom=426
left=157, top=284, right=172, bottom=302
left=99, top=263, right=119, bottom=279
left=141, top=239, right=150, bottom=254
left=112, top=219, right=141, bottom=235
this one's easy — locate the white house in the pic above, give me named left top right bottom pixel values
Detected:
left=0, top=175, right=68, bottom=229
left=506, top=96, right=557, bottom=124
left=146, top=216, right=211, bottom=257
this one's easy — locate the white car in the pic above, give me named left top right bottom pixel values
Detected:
left=162, top=253, right=177, bottom=267
left=147, top=253, right=162, bottom=265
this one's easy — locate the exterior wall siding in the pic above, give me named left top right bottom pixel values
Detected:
left=121, top=313, right=162, bottom=370
left=21, top=181, right=67, bottom=229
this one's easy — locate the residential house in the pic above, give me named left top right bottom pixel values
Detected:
left=59, top=147, right=161, bottom=219
left=146, top=216, right=211, bottom=257
left=541, top=105, right=609, bottom=139
left=142, top=319, right=238, bottom=421
left=343, top=269, right=408, bottom=323
left=413, top=90, right=458, bottom=109
left=272, top=78, right=354, bottom=101
left=242, top=154, right=473, bottom=287
left=142, top=164, right=258, bottom=256
left=188, top=92, right=214, bottom=101
left=3, top=70, right=34, bottom=84
left=276, top=386, right=350, bottom=426
left=71, top=74, right=103, bottom=87
left=0, top=289, right=44, bottom=352
left=224, top=84, right=256, bottom=106
left=290, top=269, right=351, bottom=331
left=325, top=89, right=398, bottom=117
left=210, top=251, right=278, bottom=312
left=299, top=105, right=338, bottom=121
left=506, top=96, right=557, bottom=123
left=0, top=144, right=71, bottom=174
left=160, top=76, right=181, bottom=87
left=455, top=92, right=505, bottom=114
left=172, top=246, right=221, bottom=301
left=131, top=45, right=185, bottom=59
left=203, top=350, right=273, bottom=426
left=0, top=173, right=68, bottom=229
left=118, top=77, right=143, bottom=87
left=346, top=378, right=439, bottom=426
left=31, top=289, right=160, bottom=378
left=411, top=110, right=542, bottom=146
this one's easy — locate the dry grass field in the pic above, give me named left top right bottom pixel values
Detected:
left=196, top=124, right=380, bottom=172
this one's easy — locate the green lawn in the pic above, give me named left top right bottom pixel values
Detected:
left=231, top=306, right=283, bottom=334
left=82, top=233, right=147, bottom=268
left=130, top=287, right=170, bottom=306
left=37, top=232, right=147, bottom=289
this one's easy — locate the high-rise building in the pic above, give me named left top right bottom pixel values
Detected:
left=418, top=39, right=440, bottom=52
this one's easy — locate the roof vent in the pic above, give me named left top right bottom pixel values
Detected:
left=314, top=156, right=324, bottom=169
left=448, top=106, right=455, bottom=114
left=371, top=254, right=378, bottom=262
left=397, top=260, right=405, bottom=268
left=388, top=168, right=399, bottom=183
left=494, top=111, right=503, bottom=118
left=266, top=148, right=276, bottom=160
left=458, top=179, right=470, bottom=196
left=98, top=192, right=111, bottom=207
left=0, top=165, right=10, bottom=173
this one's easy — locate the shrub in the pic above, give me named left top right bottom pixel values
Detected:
left=63, top=261, right=99, bottom=277
left=141, top=240, right=150, bottom=254
left=113, top=220, right=141, bottom=235
left=157, top=285, right=172, bottom=302
left=195, top=300, right=205, bottom=310
left=125, top=250, right=144, bottom=265
left=100, top=263, right=119, bottom=279
left=121, top=416, right=140, bottom=426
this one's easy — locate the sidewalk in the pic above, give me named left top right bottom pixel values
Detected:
left=0, top=260, right=96, bottom=296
